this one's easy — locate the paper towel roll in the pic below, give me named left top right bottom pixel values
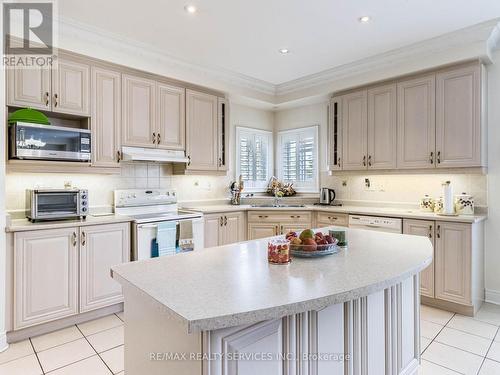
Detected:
left=442, top=181, right=454, bottom=214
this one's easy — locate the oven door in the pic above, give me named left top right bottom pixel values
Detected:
left=133, top=217, right=204, bottom=261
left=32, top=191, right=81, bottom=220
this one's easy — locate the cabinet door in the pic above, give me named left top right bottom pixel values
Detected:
left=368, top=84, right=397, bottom=169
left=342, top=90, right=368, bottom=170
left=248, top=223, right=279, bottom=240
left=92, top=67, right=121, bottom=168
left=7, top=66, right=50, bottom=110
left=436, top=64, right=482, bottom=168
left=156, top=83, right=185, bottom=150
left=221, top=212, right=245, bottom=245
left=185, top=90, right=219, bottom=171
left=204, top=214, right=222, bottom=248
left=122, top=74, right=156, bottom=148
left=14, top=228, right=78, bottom=329
left=435, top=222, right=471, bottom=305
left=316, top=212, right=349, bottom=227
left=280, top=223, right=310, bottom=235
left=397, top=75, right=436, bottom=169
left=328, top=97, right=343, bottom=170
left=403, top=219, right=435, bottom=298
left=80, top=223, right=130, bottom=312
left=52, top=58, right=90, bottom=116
left=217, top=97, right=229, bottom=171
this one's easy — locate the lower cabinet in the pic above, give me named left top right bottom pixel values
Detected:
left=204, top=212, right=245, bottom=247
left=248, top=223, right=279, bottom=240
left=13, top=222, right=130, bottom=329
left=316, top=212, right=349, bottom=228
left=80, top=223, right=130, bottom=312
left=247, top=211, right=312, bottom=240
left=403, top=219, right=435, bottom=298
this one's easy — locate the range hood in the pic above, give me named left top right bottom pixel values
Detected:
left=121, top=146, right=189, bottom=163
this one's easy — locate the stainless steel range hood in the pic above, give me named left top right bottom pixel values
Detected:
left=121, top=146, right=189, bottom=163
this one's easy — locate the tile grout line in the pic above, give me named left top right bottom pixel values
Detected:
left=478, top=326, right=500, bottom=374
left=420, top=312, right=455, bottom=356
left=422, top=358, right=464, bottom=374
left=28, top=337, right=45, bottom=375
left=75, top=324, right=115, bottom=375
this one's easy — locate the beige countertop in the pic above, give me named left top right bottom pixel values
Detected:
left=184, top=204, right=487, bottom=223
left=111, top=227, right=432, bottom=333
left=6, top=214, right=133, bottom=233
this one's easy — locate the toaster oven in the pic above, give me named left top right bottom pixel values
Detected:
left=26, top=189, right=89, bottom=222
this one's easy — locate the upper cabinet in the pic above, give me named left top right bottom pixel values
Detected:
left=436, top=64, right=483, bottom=168
left=341, top=90, right=368, bottom=170
left=92, top=66, right=122, bottom=168
left=368, top=83, right=397, bottom=169
left=7, top=55, right=90, bottom=116
left=397, top=75, right=436, bottom=169
left=156, top=82, right=185, bottom=150
left=328, top=61, right=486, bottom=173
left=181, top=89, right=227, bottom=173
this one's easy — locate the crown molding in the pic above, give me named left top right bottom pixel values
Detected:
left=275, top=19, right=500, bottom=98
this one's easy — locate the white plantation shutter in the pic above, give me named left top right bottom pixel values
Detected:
left=236, top=127, right=273, bottom=191
left=278, top=126, right=319, bottom=192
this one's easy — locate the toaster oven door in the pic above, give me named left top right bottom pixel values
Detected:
left=33, top=191, right=81, bottom=220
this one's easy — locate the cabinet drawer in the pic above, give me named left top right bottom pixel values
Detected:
left=247, top=211, right=311, bottom=224
left=316, top=212, right=348, bottom=226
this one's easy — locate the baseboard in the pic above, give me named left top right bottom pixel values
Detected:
left=0, top=332, right=8, bottom=353
left=485, top=289, right=500, bottom=305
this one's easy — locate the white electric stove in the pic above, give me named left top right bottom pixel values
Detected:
left=114, top=189, right=204, bottom=260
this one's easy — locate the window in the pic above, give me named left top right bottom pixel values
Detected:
left=236, top=127, right=273, bottom=191
left=277, top=126, right=319, bottom=192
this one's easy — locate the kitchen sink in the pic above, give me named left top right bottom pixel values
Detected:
left=251, top=204, right=306, bottom=208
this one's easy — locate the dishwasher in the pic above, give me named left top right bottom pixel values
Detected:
left=348, top=215, right=403, bottom=234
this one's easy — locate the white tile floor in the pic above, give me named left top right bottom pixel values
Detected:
left=2, top=304, right=500, bottom=374
left=0, top=312, right=124, bottom=375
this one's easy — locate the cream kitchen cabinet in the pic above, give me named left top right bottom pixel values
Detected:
left=13, top=223, right=130, bottom=330
left=204, top=212, right=246, bottom=247
left=341, top=90, right=368, bottom=170
left=156, top=81, right=185, bottom=150
left=80, top=223, right=130, bottom=312
left=403, top=219, right=435, bottom=298
left=247, top=211, right=312, bottom=240
left=397, top=74, right=436, bottom=169
left=7, top=55, right=90, bottom=116
left=367, top=84, right=397, bottom=169
left=122, top=74, right=157, bottom=148
left=14, top=227, right=79, bottom=329
left=91, top=66, right=122, bottom=168
left=436, top=64, right=484, bottom=168
left=316, top=212, right=348, bottom=228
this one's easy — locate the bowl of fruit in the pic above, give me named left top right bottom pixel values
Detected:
left=286, top=229, right=339, bottom=258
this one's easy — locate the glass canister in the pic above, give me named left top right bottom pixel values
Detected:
left=268, top=238, right=291, bottom=265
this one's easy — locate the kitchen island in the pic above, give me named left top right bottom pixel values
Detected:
left=111, top=227, right=432, bottom=375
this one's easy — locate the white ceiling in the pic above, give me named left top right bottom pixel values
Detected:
left=59, top=0, right=500, bottom=85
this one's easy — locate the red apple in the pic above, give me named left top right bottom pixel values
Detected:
left=302, top=238, right=318, bottom=251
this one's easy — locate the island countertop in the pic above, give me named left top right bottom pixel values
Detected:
left=111, top=228, right=432, bottom=333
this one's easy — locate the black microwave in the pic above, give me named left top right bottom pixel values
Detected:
left=9, top=122, right=91, bottom=162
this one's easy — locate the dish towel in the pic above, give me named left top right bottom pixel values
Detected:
left=156, top=221, right=177, bottom=257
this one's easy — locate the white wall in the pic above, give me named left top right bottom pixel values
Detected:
left=485, top=50, right=500, bottom=301
left=5, top=103, right=275, bottom=214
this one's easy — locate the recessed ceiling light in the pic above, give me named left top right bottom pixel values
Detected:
left=184, top=5, right=197, bottom=13
left=359, top=16, right=371, bottom=23
left=278, top=48, right=290, bottom=55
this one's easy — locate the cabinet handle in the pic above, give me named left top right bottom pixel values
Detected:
left=72, top=232, right=77, bottom=247
left=437, top=151, right=441, bottom=164
left=220, top=217, right=224, bottom=227
left=44, top=92, right=50, bottom=106
left=224, top=216, right=227, bottom=226
left=428, top=225, right=433, bottom=238
left=81, top=231, right=86, bottom=246
left=116, top=150, right=122, bottom=163
left=368, top=155, right=372, bottom=167
left=436, top=225, right=441, bottom=239
left=328, top=216, right=337, bottom=221
left=362, top=156, right=366, bottom=167
left=53, top=93, right=58, bottom=107
left=337, top=157, right=341, bottom=166
left=258, top=215, right=269, bottom=219
left=280, top=225, right=284, bottom=235
left=152, top=132, right=156, bottom=144
left=290, top=215, right=301, bottom=219
left=187, top=155, right=191, bottom=166
left=218, top=158, right=222, bottom=167
left=430, top=152, right=434, bottom=164
left=157, top=133, right=161, bottom=145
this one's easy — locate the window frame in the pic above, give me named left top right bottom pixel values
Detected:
left=235, top=126, right=274, bottom=192
left=277, top=125, right=319, bottom=193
